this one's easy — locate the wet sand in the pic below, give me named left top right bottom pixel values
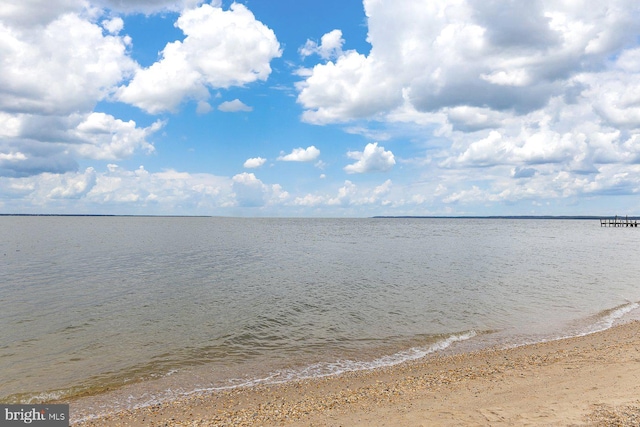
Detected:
left=74, top=321, right=640, bottom=426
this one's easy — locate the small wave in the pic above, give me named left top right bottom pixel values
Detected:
left=188, top=330, right=477, bottom=394
left=504, top=301, right=640, bottom=350
left=18, top=390, right=67, bottom=405
left=72, top=331, right=478, bottom=423
left=580, top=301, right=640, bottom=335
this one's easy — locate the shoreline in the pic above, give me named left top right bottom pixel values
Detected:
left=74, top=320, right=640, bottom=426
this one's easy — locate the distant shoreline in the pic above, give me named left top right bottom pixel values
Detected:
left=1, top=214, right=634, bottom=220
left=0, top=213, right=213, bottom=217
left=371, top=215, right=636, bottom=220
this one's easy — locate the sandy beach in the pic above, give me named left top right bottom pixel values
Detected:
left=75, top=320, right=640, bottom=426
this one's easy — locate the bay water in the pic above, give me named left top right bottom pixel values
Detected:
left=2, top=216, right=640, bottom=421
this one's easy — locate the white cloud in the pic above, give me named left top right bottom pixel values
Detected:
left=116, top=3, right=281, bottom=113
left=0, top=112, right=162, bottom=177
left=93, top=166, right=229, bottom=209
left=0, top=1, right=277, bottom=183
left=218, top=99, right=252, bottom=113
left=196, top=100, right=212, bottom=114
left=48, top=167, right=97, bottom=199
left=0, top=0, right=84, bottom=28
left=445, top=106, right=504, bottom=132
left=102, top=17, right=124, bottom=34
left=374, top=179, right=392, bottom=197
left=291, top=178, right=395, bottom=210
left=324, top=179, right=394, bottom=207
left=98, top=0, right=207, bottom=14
left=344, top=142, right=395, bottom=174
left=443, top=185, right=487, bottom=204
left=0, top=13, right=137, bottom=116
left=297, top=0, right=640, bottom=122
left=293, top=193, right=325, bottom=207
left=448, top=130, right=510, bottom=167
left=278, top=146, right=320, bottom=162
left=0, top=152, right=27, bottom=161
left=0, top=162, right=396, bottom=214
left=297, top=51, right=396, bottom=124
left=71, top=113, right=163, bottom=160
left=0, top=3, right=162, bottom=179
left=300, top=29, right=345, bottom=60
left=231, top=172, right=288, bottom=208
left=243, top=157, right=266, bottom=168
left=292, top=0, right=640, bottom=213
left=5, top=0, right=640, bottom=216
left=0, top=164, right=239, bottom=213
left=8, top=156, right=640, bottom=216
left=327, top=180, right=357, bottom=206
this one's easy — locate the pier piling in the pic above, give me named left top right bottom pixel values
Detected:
left=600, top=215, right=639, bottom=227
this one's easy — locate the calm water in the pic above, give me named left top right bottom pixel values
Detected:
left=2, top=217, right=640, bottom=421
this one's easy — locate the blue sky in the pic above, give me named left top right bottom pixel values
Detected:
left=2, top=0, right=640, bottom=216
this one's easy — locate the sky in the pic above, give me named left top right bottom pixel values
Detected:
left=2, top=0, right=640, bottom=217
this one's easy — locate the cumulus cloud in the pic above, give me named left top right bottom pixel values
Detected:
left=0, top=112, right=162, bottom=177
left=48, top=167, right=97, bottom=199
left=243, top=157, right=266, bottom=168
left=71, top=113, right=162, bottom=160
left=0, top=0, right=208, bottom=25
left=0, top=164, right=238, bottom=213
left=218, top=99, right=252, bottom=113
left=292, top=0, right=640, bottom=211
left=293, top=193, right=325, bottom=207
left=0, top=1, right=279, bottom=183
left=230, top=172, right=288, bottom=208
left=323, top=179, right=393, bottom=207
left=0, top=1, right=167, bottom=179
left=0, top=152, right=27, bottom=162
left=300, top=29, right=345, bottom=60
left=344, top=142, right=395, bottom=174
left=116, top=3, right=281, bottom=113
left=297, top=0, right=640, bottom=122
left=0, top=13, right=137, bottom=116
left=98, top=0, right=205, bottom=14
left=327, top=180, right=357, bottom=206
left=102, top=17, right=124, bottom=34
left=196, top=100, right=212, bottom=115
left=0, top=0, right=84, bottom=28
left=278, top=146, right=320, bottom=162
left=95, top=165, right=231, bottom=208
left=6, top=0, right=640, bottom=215
left=297, top=51, right=395, bottom=124
left=292, top=179, right=394, bottom=210
left=445, top=106, right=503, bottom=132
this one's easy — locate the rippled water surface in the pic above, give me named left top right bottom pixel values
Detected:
left=2, top=216, right=640, bottom=418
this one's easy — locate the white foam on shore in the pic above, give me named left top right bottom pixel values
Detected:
left=190, top=330, right=478, bottom=394
left=552, top=300, right=640, bottom=343
left=582, top=301, right=640, bottom=334
left=503, top=301, right=640, bottom=350
left=22, top=390, right=66, bottom=404
left=68, top=302, right=640, bottom=424
left=72, top=331, right=477, bottom=423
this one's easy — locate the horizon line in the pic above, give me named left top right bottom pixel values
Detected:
left=1, top=214, right=636, bottom=220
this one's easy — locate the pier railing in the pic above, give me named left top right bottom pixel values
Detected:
left=600, top=215, right=639, bottom=227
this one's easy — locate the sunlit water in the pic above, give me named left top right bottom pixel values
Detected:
left=2, top=216, right=640, bottom=421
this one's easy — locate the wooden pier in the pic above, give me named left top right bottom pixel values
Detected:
left=600, top=215, right=639, bottom=227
